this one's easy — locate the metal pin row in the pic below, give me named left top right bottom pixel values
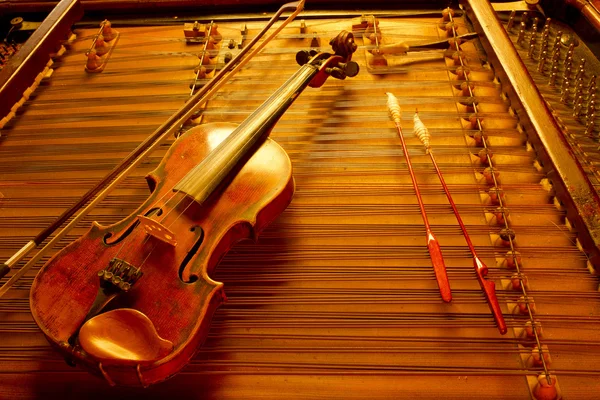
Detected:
left=507, top=13, right=598, bottom=133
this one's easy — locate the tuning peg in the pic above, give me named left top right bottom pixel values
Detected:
left=326, top=67, right=346, bottom=80
left=295, top=50, right=311, bottom=66
left=339, top=61, right=359, bottom=77
left=295, top=49, right=318, bottom=66
left=325, top=61, right=360, bottom=80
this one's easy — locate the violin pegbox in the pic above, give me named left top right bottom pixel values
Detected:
left=296, top=30, right=360, bottom=88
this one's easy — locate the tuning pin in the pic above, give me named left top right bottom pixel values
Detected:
left=521, top=11, right=529, bottom=25
left=585, top=115, right=595, bottom=134
left=573, top=96, right=584, bottom=118
left=566, top=42, right=575, bottom=58
left=551, top=41, right=561, bottom=61
left=576, top=67, right=586, bottom=82
left=529, top=30, right=537, bottom=47
left=527, top=31, right=536, bottom=56
left=550, top=54, right=560, bottom=74
left=517, top=23, right=526, bottom=45
left=507, top=10, right=516, bottom=31
left=588, top=93, right=596, bottom=109
left=560, top=80, right=570, bottom=103
left=542, top=28, right=550, bottom=48
left=588, top=75, right=597, bottom=91
left=543, top=18, right=552, bottom=31
left=531, top=17, right=539, bottom=32
left=241, top=23, right=248, bottom=36
left=310, top=34, right=320, bottom=49
left=564, top=55, right=573, bottom=74
left=537, top=50, right=547, bottom=73
left=553, top=31, right=562, bottom=46
left=528, top=42, right=536, bottom=58
left=540, top=33, right=548, bottom=54
left=548, top=71, right=558, bottom=86
left=575, top=77, right=584, bottom=98
left=300, top=19, right=307, bottom=34
left=575, top=60, right=586, bottom=80
left=586, top=100, right=595, bottom=121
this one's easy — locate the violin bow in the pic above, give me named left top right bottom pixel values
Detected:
left=406, top=96, right=507, bottom=334
left=0, top=0, right=306, bottom=297
left=386, top=93, right=452, bottom=303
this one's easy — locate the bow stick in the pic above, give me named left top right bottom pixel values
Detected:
left=372, top=32, right=478, bottom=55
left=0, top=0, right=306, bottom=296
left=410, top=102, right=507, bottom=334
left=386, top=93, right=452, bottom=303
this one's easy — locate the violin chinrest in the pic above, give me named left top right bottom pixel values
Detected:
left=79, top=309, right=174, bottom=366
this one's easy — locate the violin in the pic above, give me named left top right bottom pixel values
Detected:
left=29, top=31, right=358, bottom=387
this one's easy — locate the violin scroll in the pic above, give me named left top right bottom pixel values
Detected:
left=295, top=30, right=360, bottom=86
left=329, top=30, right=357, bottom=61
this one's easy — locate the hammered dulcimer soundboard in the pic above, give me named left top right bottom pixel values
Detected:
left=1, top=0, right=600, bottom=398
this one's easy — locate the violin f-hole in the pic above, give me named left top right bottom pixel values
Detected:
left=179, top=226, right=204, bottom=283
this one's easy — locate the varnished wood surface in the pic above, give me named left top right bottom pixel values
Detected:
left=1, top=4, right=599, bottom=399
left=0, top=0, right=82, bottom=120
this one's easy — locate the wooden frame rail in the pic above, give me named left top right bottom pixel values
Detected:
left=0, top=0, right=83, bottom=120
left=464, top=0, right=600, bottom=267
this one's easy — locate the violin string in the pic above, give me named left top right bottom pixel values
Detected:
left=57, top=32, right=481, bottom=58
left=21, top=83, right=503, bottom=104
left=106, top=21, right=313, bottom=268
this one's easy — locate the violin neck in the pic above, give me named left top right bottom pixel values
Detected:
left=174, top=62, right=320, bottom=204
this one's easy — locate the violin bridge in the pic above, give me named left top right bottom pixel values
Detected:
left=137, top=215, right=178, bottom=246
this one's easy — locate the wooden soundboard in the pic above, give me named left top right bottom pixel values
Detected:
left=1, top=0, right=599, bottom=398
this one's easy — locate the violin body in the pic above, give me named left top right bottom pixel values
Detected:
left=30, top=122, right=294, bottom=386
